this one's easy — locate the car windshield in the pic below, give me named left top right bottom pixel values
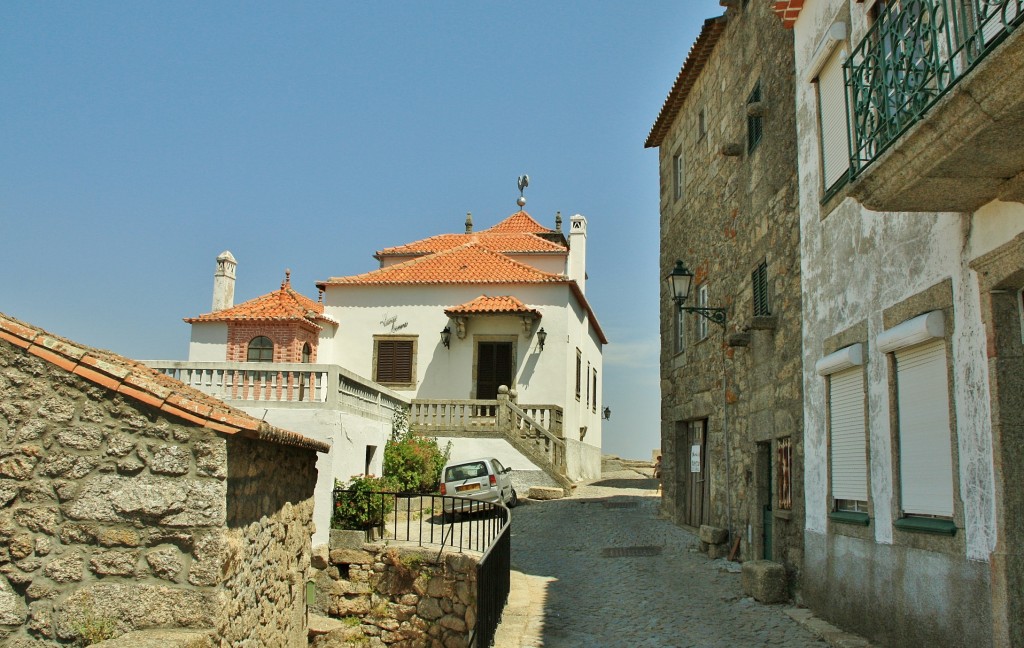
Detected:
left=445, top=462, right=488, bottom=482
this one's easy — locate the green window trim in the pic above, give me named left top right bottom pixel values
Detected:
left=829, top=511, right=870, bottom=526
left=894, top=516, right=957, bottom=536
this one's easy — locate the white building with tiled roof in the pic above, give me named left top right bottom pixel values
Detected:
left=164, top=206, right=605, bottom=531
left=319, top=208, right=606, bottom=481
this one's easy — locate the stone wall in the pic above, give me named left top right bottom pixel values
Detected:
left=311, top=540, right=477, bottom=648
left=655, top=0, right=804, bottom=577
left=0, top=335, right=318, bottom=646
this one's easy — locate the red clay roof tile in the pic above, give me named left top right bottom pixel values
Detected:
left=185, top=273, right=332, bottom=327
left=323, top=243, right=565, bottom=287
left=444, top=295, right=542, bottom=318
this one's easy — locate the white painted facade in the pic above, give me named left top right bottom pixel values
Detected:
left=318, top=214, right=605, bottom=480
left=791, top=1, right=1024, bottom=643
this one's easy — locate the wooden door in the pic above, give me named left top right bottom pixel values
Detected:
left=476, top=342, right=513, bottom=400
left=684, top=419, right=709, bottom=527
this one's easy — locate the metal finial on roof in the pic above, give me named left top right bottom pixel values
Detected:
left=283, top=269, right=291, bottom=289
left=465, top=212, right=473, bottom=234
left=517, top=174, right=529, bottom=208
left=555, top=211, right=562, bottom=232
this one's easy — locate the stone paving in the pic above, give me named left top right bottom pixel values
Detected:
left=494, top=465, right=828, bottom=648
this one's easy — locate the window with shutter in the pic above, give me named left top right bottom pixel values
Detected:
left=747, top=81, right=763, bottom=153
left=752, top=262, right=770, bottom=317
left=575, top=349, right=582, bottom=400
left=829, top=367, right=868, bottom=509
left=374, top=337, right=416, bottom=386
left=816, top=45, right=851, bottom=193
left=895, top=340, right=954, bottom=517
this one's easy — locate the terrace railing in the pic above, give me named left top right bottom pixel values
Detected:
left=332, top=489, right=511, bottom=647
left=410, top=388, right=567, bottom=481
left=845, top=0, right=1024, bottom=175
left=145, top=361, right=408, bottom=422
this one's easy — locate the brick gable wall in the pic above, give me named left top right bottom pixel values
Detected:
left=225, top=322, right=318, bottom=363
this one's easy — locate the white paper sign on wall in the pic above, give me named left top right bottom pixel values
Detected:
left=690, top=445, right=701, bottom=473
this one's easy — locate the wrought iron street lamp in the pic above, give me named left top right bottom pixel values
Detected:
left=666, top=260, right=727, bottom=327
left=440, top=326, right=452, bottom=348
left=603, top=407, right=611, bottom=420
left=537, top=327, right=547, bottom=350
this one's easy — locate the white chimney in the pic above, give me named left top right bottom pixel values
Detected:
left=568, top=214, right=587, bottom=293
left=212, top=250, right=237, bottom=312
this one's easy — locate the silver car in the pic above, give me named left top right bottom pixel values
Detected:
left=439, top=457, right=518, bottom=514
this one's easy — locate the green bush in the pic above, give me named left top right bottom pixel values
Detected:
left=384, top=432, right=451, bottom=494
left=332, top=474, right=393, bottom=529
left=382, top=408, right=451, bottom=493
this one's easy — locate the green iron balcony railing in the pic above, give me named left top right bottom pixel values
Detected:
left=844, top=0, right=1023, bottom=177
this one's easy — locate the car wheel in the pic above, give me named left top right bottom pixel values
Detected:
left=507, top=489, right=518, bottom=508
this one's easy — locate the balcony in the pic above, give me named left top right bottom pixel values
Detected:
left=844, top=0, right=1024, bottom=212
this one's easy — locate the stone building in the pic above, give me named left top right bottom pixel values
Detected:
left=775, top=0, right=1024, bottom=645
left=0, top=312, right=328, bottom=646
left=646, top=2, right=803, bottom=575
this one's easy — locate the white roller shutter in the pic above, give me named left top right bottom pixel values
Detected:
left=895, top=340, right=954, bottom=517
left=817, top=45, right=849, bottom=191
left=829, top=367, right=868, bottom=502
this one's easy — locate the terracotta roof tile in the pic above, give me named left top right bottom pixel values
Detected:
left=322, top=243, right=565, bottom=286
left=0, top=312, right=329, bottom=454
left=185, top=273, right=334, bottom=327
left=482, top=211, right=553, bottom=234
left=377, top=231, right=565, bottom=258
left=444, top=295, right=542, bottom=319
left=645, top=15, right=728, bottom=148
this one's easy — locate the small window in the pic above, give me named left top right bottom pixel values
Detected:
left=586, top=361, right=591, bottom=407
left=592, top=369, right=598, bottom=413
left=673, top=306, right=686, bottom=355
left=374, top=337, right=416, bottom=386
left=698, top=109, right=706, bottom=139
left=777, top=437, right=793, bottom=511
left=673, top=151, right=685, bottom=201
left=247, top=336, right=274, bottom=362
left=301, top=342, right=312, bottom=363
left=752, top=262, right=770, bottom=317
left=747, top=81, right=763, bottom=153
left=697, top=284, right=709, bottom=341
left=575, top=349, right=582, bottom=400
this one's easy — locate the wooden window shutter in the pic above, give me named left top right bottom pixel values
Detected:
left=376, top=340, right=413, bottom=383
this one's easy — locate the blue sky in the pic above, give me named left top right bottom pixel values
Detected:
left=1, top=1, right=723, bottom=459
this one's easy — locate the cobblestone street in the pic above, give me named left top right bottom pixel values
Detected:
left=494, top=462, right=827, bottom=648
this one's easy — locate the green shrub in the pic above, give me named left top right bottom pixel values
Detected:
left=332, top=474, right=393, bottom=529
left=383, top=431, right=451, bottom=494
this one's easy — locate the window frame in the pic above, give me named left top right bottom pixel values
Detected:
left=575, top=349, right=582, bottom=401
left=372, top=335, right=417, bottom=389
left=673, top=150, right=685, bottom=201
left=827, top=366, right=869, bottom=514
left=696, top=284, right=709, bottom=341
left=752, top=261, right=771, bottom=317
left=814, top=43, right=852, bottom=200
left=246, top=336, right=274, bottom=362
left=747, top=80, right=763, bottom=153
left=673, top=305, right=686, bottom=356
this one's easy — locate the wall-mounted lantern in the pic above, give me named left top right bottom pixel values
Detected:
left=440, top=326, right=452, bottom=349
left=603, top=407, right=611, bottom=420
left=537, top=327, right=547, bottom=350
left=666, top=260, right=727, bottom=327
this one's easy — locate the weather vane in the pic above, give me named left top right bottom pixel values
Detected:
left=517, top=174, right=529, bottom=208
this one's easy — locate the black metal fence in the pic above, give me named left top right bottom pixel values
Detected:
left=332, top=489, right=512, bottom=647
